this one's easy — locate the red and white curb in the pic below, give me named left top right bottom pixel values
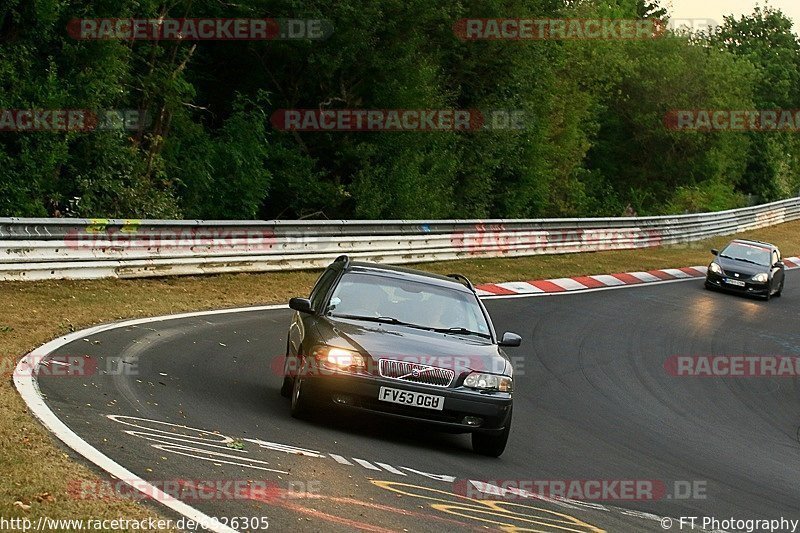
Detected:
left=475, top=257, right=800, bottom=297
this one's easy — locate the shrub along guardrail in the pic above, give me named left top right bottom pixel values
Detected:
left=1, top=197, right=798, bottom=280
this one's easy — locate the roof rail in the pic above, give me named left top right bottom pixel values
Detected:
left=734, top=238, right=772, bottom=247
left=447, top=273, right=474, bottom=290
left=335, top=255, right=351, bottom=267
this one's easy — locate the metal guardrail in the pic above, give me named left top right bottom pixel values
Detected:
left=1, top=197, right=799, bottom=280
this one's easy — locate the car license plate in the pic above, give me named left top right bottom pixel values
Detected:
left=378, top=387, right=444, bottom=411
left=724, top=278, right=746, bottom=287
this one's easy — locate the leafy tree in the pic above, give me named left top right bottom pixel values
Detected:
left=710, top=6, right=800, bottom=201
left=0, top=0, right=798, bottom=220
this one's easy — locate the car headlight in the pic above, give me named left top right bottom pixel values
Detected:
left=752, top=273, right=769, bottom=283
left=709, top=262, right=722, bottom=275
left=463, top=372, right=512, bottom=392
left=311, top=346, right=366, bottom=371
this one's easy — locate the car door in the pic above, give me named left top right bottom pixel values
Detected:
left=288, top=268, right=338, bottom=358
left=771, top=249, right=785, bottom=291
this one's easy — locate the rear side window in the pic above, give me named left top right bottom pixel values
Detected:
left=310, top=269, right=338, bottom=311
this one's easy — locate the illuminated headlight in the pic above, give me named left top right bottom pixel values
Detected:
left=752, top=273, right=769, bottom=283
left=312, top=346, right=366, bottom=371
left=709, top=263, right=722, bottom=275
left=463, top=373, right=512, bottom=392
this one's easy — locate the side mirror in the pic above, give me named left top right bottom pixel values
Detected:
left=498, top=332, right=522, bottom=348
left=710, top=249, right=719, bottom=256
left=289, top=297, right=314, bottom=314
left=775, top=261, right=784, bottom=268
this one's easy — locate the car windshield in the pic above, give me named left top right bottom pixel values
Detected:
left=328, top=272, right=491, bottom=337
left=720, top=242, right=771, bottom=266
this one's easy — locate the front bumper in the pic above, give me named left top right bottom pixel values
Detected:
left=705, top=271, right=769, bottom=296
left=300, top=372, right=512, bottom=434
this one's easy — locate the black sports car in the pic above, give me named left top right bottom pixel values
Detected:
left=280, top=256, right=521, bottom=456
left=705, top=239, right=786, bottom=300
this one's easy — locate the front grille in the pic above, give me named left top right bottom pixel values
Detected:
left=378, top=359, right=455, bottom=388
left=722, top=269, right=748, bottom=279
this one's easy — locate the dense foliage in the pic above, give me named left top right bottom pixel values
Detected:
left=1, top=0, right=799, bottom=219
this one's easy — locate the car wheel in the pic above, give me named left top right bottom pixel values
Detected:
left=280, top=349, right=294, bottom=398
left=472, top=411, right=511, bottom=457
left=290, top=373, right=313, bottom=419
left=775, top=280, right=784, bottom=297
left=280, top=374, right=292, bottom=398
left=280, top=343, right=294, bottom=398
left=704, top=281, right=714, bottom=291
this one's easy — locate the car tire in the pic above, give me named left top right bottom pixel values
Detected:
left=472, top=411, right=511, bottom=457
left=281, top=340, right=294, bottom=398
left=290, top=374, right=314, bottom=419
left=280, top=375, right=292, bottom=398
left=775, top=281, right=784, bottom=297
left=280, top=351, right=294, bottom=398
left=704, top=281, right=714, bottom=291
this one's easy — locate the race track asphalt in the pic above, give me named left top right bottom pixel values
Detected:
left=35, top=272, right=800, bottom=532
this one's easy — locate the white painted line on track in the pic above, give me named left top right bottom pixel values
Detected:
left=375, top=462, right=407, bottom=475
left=329, top=454, right=354, bottom=466
left=14, top=304, right=286, bottom=533
left=352, top=458, right=382, bottom=471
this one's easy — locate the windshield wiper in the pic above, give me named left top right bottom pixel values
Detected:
left=331, top=314, right=434, bottom=331
left=729, top=257, right=763, bottom=266
left=331, top=315, right=490, bottom=338
left=431, top=327, right=491, bottom=339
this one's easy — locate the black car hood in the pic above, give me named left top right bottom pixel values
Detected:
left=715, top=256, right=769, bottom=276
left=314, top=317, right=509, bottom=375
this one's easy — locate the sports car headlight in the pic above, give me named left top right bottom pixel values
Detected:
left=463, top=373, right=512, bottom=392
left=752, top=272, right=769, bottom=283
left=312, top=346, right=366, bottom=371
left=709, top=263, right=722, bottom=275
